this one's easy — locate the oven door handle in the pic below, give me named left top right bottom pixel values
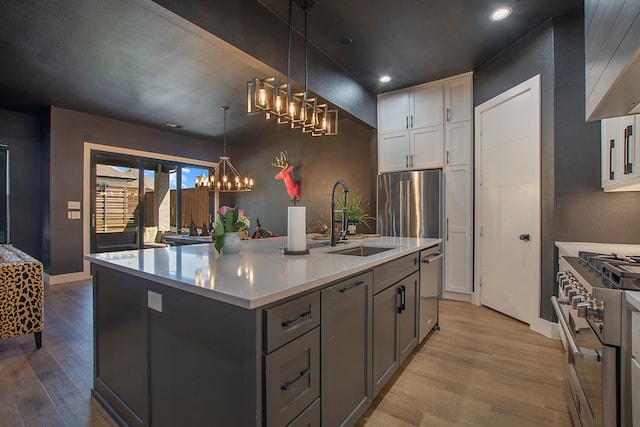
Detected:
left=551, top=296, right=583, bottom=359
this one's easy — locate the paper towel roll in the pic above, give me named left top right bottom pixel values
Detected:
left=287, top=206, right=307, bottom=252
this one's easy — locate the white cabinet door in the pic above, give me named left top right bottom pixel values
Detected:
left=620, top=114, right=637, bottom=180
left=601, top=116, right=620, bottom=188
left=411, top=82, right=443, bottom=130
left=444, top=165, right=471, bottom=296
left=444, top=74, right=472, bottom=124
left=379, top=132, right=410, bottom=173
left=411, top=126, right=443, bottom=169
left=378, top=91, right=410, bottom=135
left=602, top=114, right=640, bottom=190
left=634, top=114, right=640, bottom=179
left=445, top=121, right=472, bottom=166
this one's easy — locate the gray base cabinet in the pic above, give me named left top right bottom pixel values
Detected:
left=398, top=271, right=419, bottom=363
left=93, top=267, right=148, bottom=427
left=92, top=251, right=425, bottom=427
left=372, top=281, right=399, bottom=395
left=263, top=291, right=321, bottom=427
left=321, top=271, right=373, bottom=427
left=372, top=255, right=420, bottom=398
left=93, top=266, right=261, bottom=427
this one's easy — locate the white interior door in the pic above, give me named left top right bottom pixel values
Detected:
left=474, top=75, right=541, bottom=325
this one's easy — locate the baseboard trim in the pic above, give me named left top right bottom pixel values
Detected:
left=442, top=292, right=472, bottom=302
left=44, top=271, right=92, bottom=285
left=530, top=317, right=559, bottom=340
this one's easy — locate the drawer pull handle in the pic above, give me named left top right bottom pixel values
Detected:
left=281, top=368, right=311, bottom=390
left=281, top=311, right=311, bottom=327
left=421, top=253, right=443, bottom=264
left=339, top=281, right=365, bottom=293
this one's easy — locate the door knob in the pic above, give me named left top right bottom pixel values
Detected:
left=519, top=234, right=530, bottom=241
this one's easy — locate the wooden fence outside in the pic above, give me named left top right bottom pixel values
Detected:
left=98, top=185, right=212, bottom=234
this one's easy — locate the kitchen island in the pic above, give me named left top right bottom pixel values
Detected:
left=85, top=236, right=440, bottom=427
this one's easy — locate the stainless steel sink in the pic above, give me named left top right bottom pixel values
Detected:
left=328, top=245, right=395, bottom=257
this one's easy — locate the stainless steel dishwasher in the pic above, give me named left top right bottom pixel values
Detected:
left=419, top=243, right=442, bottom=343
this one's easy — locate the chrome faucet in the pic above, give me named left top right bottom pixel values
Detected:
left=330, top=179, right=349, bottom=246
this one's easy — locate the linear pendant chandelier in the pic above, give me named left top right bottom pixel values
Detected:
left=247, top=0, right=338, bottom=137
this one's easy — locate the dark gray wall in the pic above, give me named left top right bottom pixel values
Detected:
left=553, top=12, right=640, bottom=243
left=48, top=107, right=223, bottom=275
left=233, top=117, right=377, bottom=237
left=0, top=109, right=44, bottom=260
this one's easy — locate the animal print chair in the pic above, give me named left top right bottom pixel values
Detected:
left=0, top=245, right=43, bottom=349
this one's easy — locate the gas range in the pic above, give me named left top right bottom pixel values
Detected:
left=558, top=254, right=624, bottom=346
left=555, top=249, right=639, bottom=427
left=578, top=251, right=640, bottom=291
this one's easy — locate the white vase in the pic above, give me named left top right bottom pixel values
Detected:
left=221, top=232, right=242, bottom=255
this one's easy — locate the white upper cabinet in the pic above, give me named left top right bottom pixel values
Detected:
left=378, top=74, right=472, bottom=172
left=411, top=126, right=444, bottom=170
left=378, top=82, right=444, bottom=172
left=444, top=74, right=472, bottom=124
left=411, top=82, right=443, bottom=129
left=601, top=114, right=640, bottom=191
left=378, top=91, right=410, bottom=135
left=379, top=132, right=411, bottom=172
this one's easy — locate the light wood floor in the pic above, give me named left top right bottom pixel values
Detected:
left=0, top=281, right=571, bottom=427
left=358, top=300, right=572, bottom=427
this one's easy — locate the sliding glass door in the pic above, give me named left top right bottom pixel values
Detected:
left=90, top=151, right=214, bottom=253
left=91, top=152, right=141, bottom=252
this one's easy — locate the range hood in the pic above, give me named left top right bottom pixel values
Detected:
left=587, top=49, right=640, bottom=120
left=585, top=2, right=640, bottom=121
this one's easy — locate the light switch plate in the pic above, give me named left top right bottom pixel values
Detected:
left=148, top=290, right=163, bottom=312
left=67, top=201, right=81, bottom=209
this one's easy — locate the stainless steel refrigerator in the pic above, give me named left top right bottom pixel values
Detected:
left=376, top=169, right=442, bottom=239
left=377, top=169, right=443, bottom=342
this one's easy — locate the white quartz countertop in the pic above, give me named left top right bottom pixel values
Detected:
left=556, top=241, right=640, bottom=258
left=85, top=236, right=441, bottom=309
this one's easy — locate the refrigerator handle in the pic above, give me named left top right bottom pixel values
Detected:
left=405, top=180, right=411, bottom=237
left=399, top=180, right=405, bottom=237
left=446, top=218, right=449, bottom=241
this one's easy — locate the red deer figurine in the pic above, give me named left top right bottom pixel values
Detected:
left=272, top=151, right=301, bottom=203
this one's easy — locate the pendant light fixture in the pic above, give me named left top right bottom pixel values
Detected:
left=247, top=0, right=337, bottom=137
left=195, top=106, right=254, bottom=192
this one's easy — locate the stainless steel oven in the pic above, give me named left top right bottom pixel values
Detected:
left=552, top=251, right=636, bottom=427
left=553, top=294, right=617, bottom=427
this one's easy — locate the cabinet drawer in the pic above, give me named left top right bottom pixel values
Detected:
left=265, top=328, right=320, bottom=427
left=264, top=291, right=320, bottom=353
left=287, top=398, right=320, bottom=427
left=373, top=253, right=419, bottom=294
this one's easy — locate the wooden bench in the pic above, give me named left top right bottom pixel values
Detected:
left=0, top=245, right=43, bottom=349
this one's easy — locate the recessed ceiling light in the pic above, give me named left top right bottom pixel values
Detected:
left=490, top=7, right=512, bottom=21
left=163, top=122, right=183, bottom=128
left=379, top=75, right=391, bottom=83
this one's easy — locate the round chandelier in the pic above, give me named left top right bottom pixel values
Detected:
left=194, top=106, right=254, bottom=192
